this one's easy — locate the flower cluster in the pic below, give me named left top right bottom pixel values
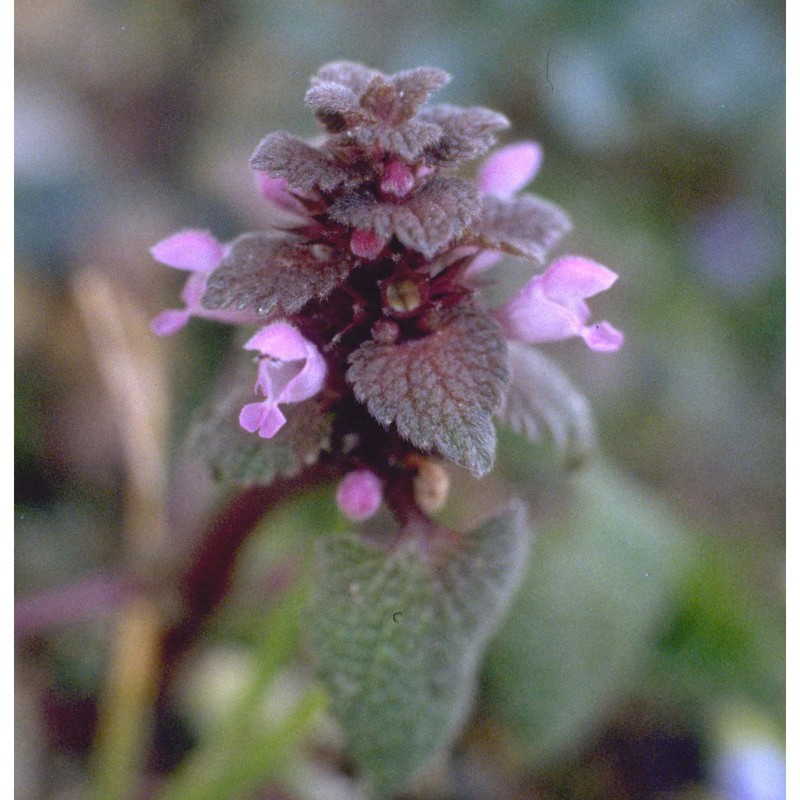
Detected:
left=152, top=62, right=622, bottom=522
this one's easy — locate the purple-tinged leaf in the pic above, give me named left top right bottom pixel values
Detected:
left=499, top=342, right=595, bottom=465
left=346, top=308, right=508, bottom=476
left=350, top=118, right=444, bottom=161
left=475, top=193, right=572, bottom=263
left=305, top=82, right=373, bottom=132
left=420, top=104, right=510, bottom=165
left=250, top=132, right=360, bottom=192
left=329, top=177, right=481, bottom=259
left=391, top=67, right=451, bottom=117
left=202, top=233, right=354, bottom=317
left=312, top=61, right=382, bottom=95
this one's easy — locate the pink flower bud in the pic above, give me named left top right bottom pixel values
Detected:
left=351, top=228, right=387, bottom=260
left=336, top=470, right=383, bottom=521
left=380, top=159, right=415, bottom=197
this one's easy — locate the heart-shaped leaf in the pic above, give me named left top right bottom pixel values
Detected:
left=308, top=501, right=530, bottom=796
left=346, top=308, right=508, bottom=476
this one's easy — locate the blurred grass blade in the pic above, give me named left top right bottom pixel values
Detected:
left=74, top=268, right=170, bottom=800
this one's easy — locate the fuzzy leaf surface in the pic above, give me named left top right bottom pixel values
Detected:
left=420, top=104, right=509, bottom=165
left=389, top=67, right=451, bottom=118
left=308, top=501, right=530, bottom=796
left=250, top=132, right=360, bottom=192
left=347, top=308, right=508, bottom=476
left=475, top=194, right=572, bottom=263
left=202, top=234, right=353, bottom=317
left=312, top=61, right=383, bottom=96
left=329, top=177, right=481, bottom=258
left=499, top=342, right=595, bottom=465
left=351, top=119, right=444, bottom=161
left=189, top=386, right=332, bottom=487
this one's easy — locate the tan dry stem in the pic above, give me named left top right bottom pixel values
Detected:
left=73, top=267, right=170, bottom=800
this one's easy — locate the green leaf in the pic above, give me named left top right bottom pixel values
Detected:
left=308, top=501, right=530, bottom=796
left=188, top=387, right=332, bottom=487
left=483, top=464, right=692, bottom=767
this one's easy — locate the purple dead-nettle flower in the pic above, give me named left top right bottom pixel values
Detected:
left=496, top=255, right=624, bottom=352
left=152, top=59, right=622, bottom=501
left=151, top=61, right=625, bottom=794
left=239, top=322, right=327, bottom=439
left=150, top=230, right=263, bottom=336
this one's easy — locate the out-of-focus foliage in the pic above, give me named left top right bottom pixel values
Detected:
left=15, top=0, right=783, bottom=798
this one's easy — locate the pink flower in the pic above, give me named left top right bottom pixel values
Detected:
left=478, top=141, right=543, bottom=199
left=464, top=141, right=544, bottom=280
left=494, top=255, right=624, bottom=352
left=336, top=470, right=383, bottom=521
left=254, top=172, right=312, bottom=226
left=150, top=230, right=262, bottom=336
left=239, top=322, right=327, bottom=438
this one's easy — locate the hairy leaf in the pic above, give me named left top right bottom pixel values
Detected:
left=350, top=118, right=444, bottom=161
left=202, top=234, right=353, bottom=317
left=347, top=308, right=508, bottom=476
left=499, top=342, right=595, bottom=464
left=189, top=385, right=332, bottom=487
left=309, top=501, right=530, bottom=795
left=390, top=67, right=451, bottom=118
left=484, top=465, right=690, bottom=767
left=421, top=104, right=510, bottom=165
left=250, top=132, right=358, bottom=192
left=312, top=60, right=383, bottom=95
left=329, top=177, right=481, bottom=258
left=475, top=194, right=572, bottom=263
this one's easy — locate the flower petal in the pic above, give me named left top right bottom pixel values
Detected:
left=581, top=321, right=624, bottom=352
left=151, top=308, right=191, bottom=337
left=255, top=172, right=310, bottom=218
left=239, top=401, right=287, bottom=438
left=540, top=256, right=618, bottom=303
left=478, top=141, right=543, bottom=199
left=150, top=230, right=224, bottom=272
left=495, top=256, right=623, bottom=352
left=244, top=322, right=314, bottom=362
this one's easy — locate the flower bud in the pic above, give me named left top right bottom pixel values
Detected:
left=380, top=159, right=415, bottom=198
left=336, top=470, right=383, bottom=521
left=350, top=228, right=387, bottom=260
left=412, top=458, right=450, bottom=514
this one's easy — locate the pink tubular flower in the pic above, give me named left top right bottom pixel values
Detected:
left=478, top=141, right=543, bottom=199
left=463, top=141, right=544, bottom=281
left=494, top=255, right=624, bottom=352
left=150, top=230, right=262, bottom=336
left=336, top=470, right=383, bottom=521
left=255, top=172, right=311, bottom=226
left=238, top=322, right=327, bottom=438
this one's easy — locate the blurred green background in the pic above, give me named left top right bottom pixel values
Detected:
left=15, top=1, right=784, bottom=799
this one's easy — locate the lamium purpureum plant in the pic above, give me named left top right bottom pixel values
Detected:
left=152, top=62, right=622, bottom=796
